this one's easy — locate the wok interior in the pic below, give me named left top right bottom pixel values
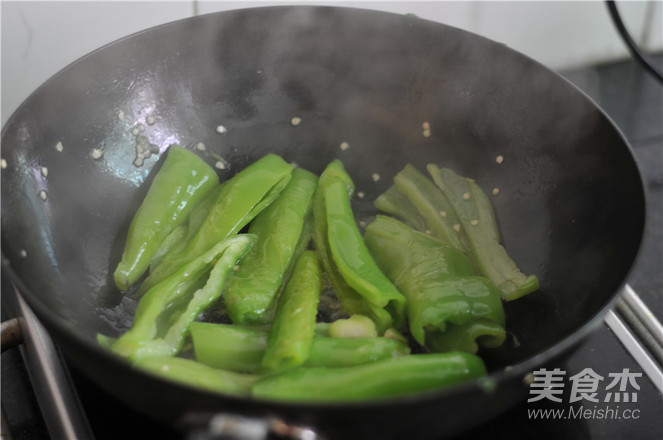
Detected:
left=1, top=7, right=644, bottom=375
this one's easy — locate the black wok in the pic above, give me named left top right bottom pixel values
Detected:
left=0, top=6, right=646, bottom=439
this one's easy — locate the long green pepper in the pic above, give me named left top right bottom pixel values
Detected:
left=251, top=352, right=487, bottom=402
left=427, top=165, right=539, bottom=301
left=134, top=356, right=259, bottom=397
left=312, top=164, right=394, bottom=332
left=224, top=168, right=318, bottom=325
left=114, top=145, right=218, bottom=291
left=140, top=154, right=293, bottom=292
left=374, top=184, right=427, bottom=232
left=316, top=160, right=406, bottom=330
left=364, top=215, right=506, bottom=354
left=111, top=234, right=255, bottom=360
left=261, top=250, right=322, bottom=371
left=190, top=323, right=410, bottom=373
left=391, top=164, right=467, bottom=252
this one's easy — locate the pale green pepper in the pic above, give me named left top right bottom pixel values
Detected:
left=224, top=168, right=318, bottom=325
left=314, top=160, right=406, bottom=331
left=111, top=234, right=255, bottom=360
left=189, top=322, right=410, bottom=373
left=427, top=165, right=539, bottom=300
left=251, top=352, right=486, bottom=402
left=114, top=145, right=218, bottom=291
left=364, top=215, right=506, bottom=354
left=134, top=356, right=258, bottom=397
left=261, top=251, right=322, bottom=371
left=141, top=154, right=293, bottom=292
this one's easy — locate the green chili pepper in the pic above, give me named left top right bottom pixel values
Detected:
left=133, top=356, right=258, bottom=397
left=364, top=215, right=506, bottom=354
left=141, top=154, right=293, bottom=292
left=391, top=164, right=467, bottom=252
left=150, top=224, right=187, bottom=269
left=261, top=251, right=321, bottom=371
left=149, top=184, right=229, bottom=270
left=224, top=168, right=318, bottom=325
left=319, top=160, right=406, bottom=329
left=251, top=352, right=486, bottom=402
left=427, top=165, right=539, bottom=301
left=111, top=234, right=255, bottom=360
left=305, top=334, right=410, bottom=368
left=113, top=145, right=219, bottom=291
left=190, top=322, right=410, bottom=373
left=312, top=163, right=394, bottom=332
left=374, top=184, right=427, bottom=231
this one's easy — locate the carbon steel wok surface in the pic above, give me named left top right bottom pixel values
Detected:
left=0, top=6, right=645, bottom=439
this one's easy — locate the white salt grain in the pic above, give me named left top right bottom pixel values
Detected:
left=372, top=173, right=380, bottom=182
left=290, top=117, right=302, bottom=126
left=216, top=125, right=227, bottom=134
left=1, top=159, right=7, bottom=169
left=496, top=155, right=504, bottom=164
left=340, top=142, right=350, bottom=151
left=91, top=148, right=103, bottom=160
left=55, top=141, right=64, bottom=152
left=41, top=166, right=48, bottom=177
left=38, top=190, right=47, bottom=201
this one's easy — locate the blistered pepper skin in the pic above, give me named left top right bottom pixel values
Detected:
left=364, top=215, right=506, bottom=354
left=114, top=145, right=218, bottom=291
left=427, top=165, right=539, bottom=301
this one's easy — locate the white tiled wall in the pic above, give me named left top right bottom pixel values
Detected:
left=2, top=1, right=661, bottom=125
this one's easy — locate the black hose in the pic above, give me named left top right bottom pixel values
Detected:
left=605, top=0, right=663, bottom=84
